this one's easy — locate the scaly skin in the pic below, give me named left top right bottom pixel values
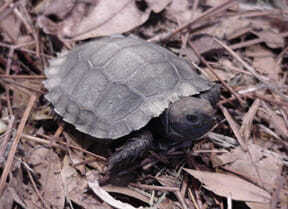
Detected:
left=107, top=130, right=153, bottom=174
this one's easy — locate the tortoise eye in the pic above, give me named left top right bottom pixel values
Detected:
left=186, top=114, right=199, bottom=123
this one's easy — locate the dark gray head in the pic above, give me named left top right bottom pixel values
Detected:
left=160, top=97, right=215, bottom=143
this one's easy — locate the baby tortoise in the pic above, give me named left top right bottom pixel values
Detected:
left=43, top=35, right=220, bottom=173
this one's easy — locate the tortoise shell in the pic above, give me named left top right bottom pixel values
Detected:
left=43, top=35, right=213, bottom=139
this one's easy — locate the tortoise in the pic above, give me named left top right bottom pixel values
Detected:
left=43, top=35, right=220, bottom=173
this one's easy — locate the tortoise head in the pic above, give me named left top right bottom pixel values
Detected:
left=160, top=97, right=215, bottom=143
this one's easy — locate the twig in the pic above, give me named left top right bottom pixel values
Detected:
left=188, top=188, right=201, bottom=209
left=188, top=41, right=245, bottom=104
left=22, top=134, right=106, bottom=161
left=230, top=31, right=288, bottom=50
left=148, top=0, right=237, bottom=42
left=214, top=38, right=288, bottom=102
left=0, top=74, right=45, bottom=79
left=219, top=104, right=248, bottom=151
left=214, top=38, right=267, bottom=81
left=5, top=86, right=13, bottom=116
left=239, top=99, right=260, bottom=141
left=0, top=94, right=37, bottom=195
left=0, top=42, right=52, bottom=58
left=0, top=78, right=44, bottom=94
left=0, top=116, right=15, bottom=161
left=130, top=183, right=179, bottom=192
left=175, top=190, right=188, bottom=209
left=23, top=162, right=50, bottom=209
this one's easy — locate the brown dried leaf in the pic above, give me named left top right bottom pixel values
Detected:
left=26, top=147, right=65, bottom=209
left=0, top=169, right=26, bottom=209
left=248, top=46, right=281, bottom=81
left=238, top=0, right=279, bottom=10
left=184, top=34, right=224, bottom=65
left=183, top=168, right=271, bottom=203
left=12, top=80, right=41, bottom=109
left=37, top=0, right=170, bottom=41
left=258, top=103, right=288, bottom=138
left=239, top=99, right=260, bottom=140
left=156, top=175, right=179, bottom=187
left=61, top=156, right=106, bottom=209
left=165, top=0, right=198, bottom=24
left=204, top=13, right=283, bottom=43
left=146, top=0, right=172, bottom=13
left=34, top=0, right=76, bottom=19
left=213, top=143, right=283, bottom=192
left=220, top=105, right=248, bottom=150
left=0, top=187, right=14, bottom=209
left=103, top=185, right=150, bottom=205
left=87, top=171, right=136, bottom=209
left=205, top=16, right=251, bottom=39
left=255, top=30, right=285, bottom=49
left=0, top=9, right=21, bottom=43
left=253, top=56, right=280, bottom=80
left=0, top=1, right=34, bottom=46
left=245, top=45, right=274, bottom=58
left=202, top=58, right=237, bottom=81
left=246, top=202, right=271, bottom=209
left=207, top=0, right=236, bottom=8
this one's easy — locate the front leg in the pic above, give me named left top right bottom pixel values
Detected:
left=107, top=130, right=153, bottom=174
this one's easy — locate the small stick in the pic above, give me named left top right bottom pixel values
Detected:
left=0, top=94, right=37, bottom=195
left=219, top=104, right=248, bottom=151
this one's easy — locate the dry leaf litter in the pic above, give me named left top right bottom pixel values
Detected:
left=0, top=0, right=287, bottom=209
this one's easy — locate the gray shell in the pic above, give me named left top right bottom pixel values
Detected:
left=43, top=35, right=213, bottom=139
